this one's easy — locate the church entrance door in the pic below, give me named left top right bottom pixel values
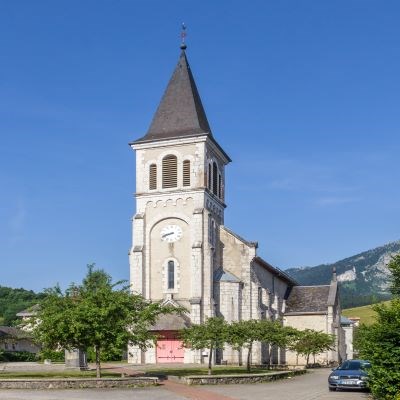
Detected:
left=156, top=331, right=184, bottom=363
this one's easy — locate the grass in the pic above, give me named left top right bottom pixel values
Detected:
left=0, top=370, right=122, bottom=379
left=342, top=301, right=391, bottom=325
left=144, top=366, right=275, bottom=377
left=0, top=366, right=274, bottom=379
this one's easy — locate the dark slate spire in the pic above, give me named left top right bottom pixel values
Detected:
left=133, top=50, right=212, bottom=144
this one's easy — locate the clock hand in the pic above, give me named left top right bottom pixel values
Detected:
left=162, top=232, right=174, bottom=238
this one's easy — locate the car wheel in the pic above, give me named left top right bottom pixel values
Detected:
left=329, top=387, right=336, bottom=391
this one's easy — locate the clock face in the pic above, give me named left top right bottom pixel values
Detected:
left=160, top=224, right=183, bottom=243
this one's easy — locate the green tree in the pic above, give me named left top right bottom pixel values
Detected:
left=32, top=264, right=177, bottom=377
left=355, top=254, right=400, bottom=400
left=290, top=329, right=334, bottom=366
left=227, top=319, right=261, bottom=372
left=389, top=254, right=400, bottom=298
left=181, top=317, right=228, bottom=375
left=258, top=320, right=299, bottom=367
left=0, top=286, right=46, bottom=325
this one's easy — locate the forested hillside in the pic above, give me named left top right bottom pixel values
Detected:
left=286, top=240, right=400, bottom=308
left=0, top=286, right=45, bottom=325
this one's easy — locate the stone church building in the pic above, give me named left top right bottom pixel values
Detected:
left=128, top=46, right=347, bottom=366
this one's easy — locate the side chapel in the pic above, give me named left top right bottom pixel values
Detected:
left=128, top=44, right=347, bottom=366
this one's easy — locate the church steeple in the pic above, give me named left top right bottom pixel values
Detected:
left=133, top=49, right=212, bottom=144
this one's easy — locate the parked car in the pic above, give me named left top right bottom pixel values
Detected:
left=328, top=359, right=371, bottom=391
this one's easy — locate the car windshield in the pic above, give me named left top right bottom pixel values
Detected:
left=338, top=361, right=371, bottom=370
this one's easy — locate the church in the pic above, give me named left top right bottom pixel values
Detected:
left=127, top=43, right=348, bottom=366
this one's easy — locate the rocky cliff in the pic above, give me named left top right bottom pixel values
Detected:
left=286, top=240, right=400, bottom=308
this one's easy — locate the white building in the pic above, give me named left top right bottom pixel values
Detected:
left=128, top=45, right=348, bottom=366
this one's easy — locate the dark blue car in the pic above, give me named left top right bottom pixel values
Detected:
left=328, top=359, right=371, bottom=391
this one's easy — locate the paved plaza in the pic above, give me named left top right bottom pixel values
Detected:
left=0, top=367, right=369, bottom=400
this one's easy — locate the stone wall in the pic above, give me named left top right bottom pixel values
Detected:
left=0, top=377, right=158, bottom=389
left=181, top=369, right=306, bottom=385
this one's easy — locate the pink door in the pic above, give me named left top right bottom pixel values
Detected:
left=156, top=331, right=184, bottom=363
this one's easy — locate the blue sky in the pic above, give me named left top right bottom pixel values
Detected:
left=1, top=1, right=399, bottom=292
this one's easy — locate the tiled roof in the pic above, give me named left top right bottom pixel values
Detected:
left=221, top=226, right=258, bottom=248
left=340, top=316, right=354, bottom=326
left=254, top=257, right=299, bottom=286
left=214, top=268, right=241, bottom=283
left=16, top=303, right=40, bottom=317
left=285, top=285, right=331, bottom=314
left=0, top=326, right=31, bottom=339
left=149, top=313, right=191, bottom=331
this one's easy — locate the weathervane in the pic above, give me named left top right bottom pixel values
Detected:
left=180, top=23, right=187, bottom=50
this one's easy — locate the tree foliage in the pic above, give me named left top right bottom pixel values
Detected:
left=0, top=286, right=46, bottom=325
left=355, top=254, right=400, bottom=400
left=226, top=319, right=299, bottom=372
left=32, top=264, right=177, bottom=377
left=289, top=329, right=334, bottom=366
left=182, top=318, right=333, bottom=373
left=227, top=319, right=260, bottom=372
left=388, top=254, right=400, bottom=298
left=182, top=317, right=228, bottom=375
left=258, top=320, right=300, bottom=366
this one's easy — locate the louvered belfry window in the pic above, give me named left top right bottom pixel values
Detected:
left=183, top=160, right=190, bottom=186
left=162, top=155, right=178, bottom=188
left=149, top=164, right=157, bottom=190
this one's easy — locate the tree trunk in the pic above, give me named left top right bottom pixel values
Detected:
left=306, top=353, right=310, bottom=367
left=95, top=345, right=101, bottom=378
left=267, top=346, right=272, bottom=369
left=246, top=342, right=252, bottom=373
left=208, top=345, right=213, bottom=375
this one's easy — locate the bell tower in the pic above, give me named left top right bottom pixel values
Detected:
left=128, top=43, right=230, bottom=362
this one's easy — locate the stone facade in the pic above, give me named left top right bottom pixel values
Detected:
left=128, top=48, right=348, bottom=366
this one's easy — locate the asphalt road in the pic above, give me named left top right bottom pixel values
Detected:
left=0, top=369, right=370, bottom=400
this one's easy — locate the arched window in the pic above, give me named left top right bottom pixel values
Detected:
left=183, top=160, right=190, bottom=187
left=218, top=174, right=222, bottom=198
left=162, top=155, right=177, bottom=188
left=212, top=162, right=218, bottom=195
left=208, top=163, right=212, bottom=189
left=167, top=260, right=175, bottom=289
left=149, top=164, right=157, bottom=190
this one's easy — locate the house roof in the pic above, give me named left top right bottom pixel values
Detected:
left=285, top=285, right=331, bottom=314
left=221, top=226, right=258, bottom=248
left=130, top=49, right=231, bottom=162
left=214, top=268, right=241, bottom=283
left=254, top=256, right=299, bottom=286
left=340, top=316, right=354, bottom=326
left=149, top=313, right=191, bottom=331
left=16, top=303, right=40, bottom=318
left=0, top=326, right=31, bottom=339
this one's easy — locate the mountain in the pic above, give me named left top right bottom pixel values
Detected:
left=286, top=240, right=400, bottom=308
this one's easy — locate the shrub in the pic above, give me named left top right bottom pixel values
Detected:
left=37, top=349, right=65, bottom=362
left=0, top=351, right=37, bottom=362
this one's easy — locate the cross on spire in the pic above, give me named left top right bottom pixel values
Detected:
left=180, top=23, right=187, bottom=50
